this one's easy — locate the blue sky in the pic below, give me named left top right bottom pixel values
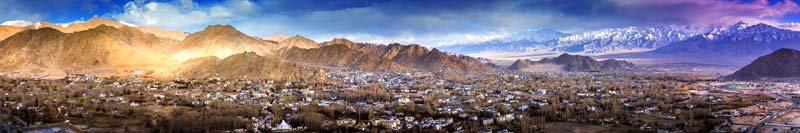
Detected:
left=2, top=0, right=800, bottom=46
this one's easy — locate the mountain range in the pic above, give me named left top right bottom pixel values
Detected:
left=0, top=17, right=187, bottom=40
left=175, top=52, right=310, bottom=80
left=281, top=38, right=497, bottom=73
left=0, top=25, right=177, bottom=74
left=0, top=17, right=499, bottom=79
left=5, top=17, right=798, bottom=79
left=644, top=23, right=800, bottom=65
left=440, top=21, right=800, bottom=68
left=439, top=25, right=705, bottom=56
left=508, top=54, right=634, bottom=72
left=169, top=25, right=272, bottom=62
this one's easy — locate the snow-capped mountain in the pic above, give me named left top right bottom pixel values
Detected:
left=437, top=29, right=570, bottom=54
left=439, top=25, right=707, bottom=57
left=648, top=22, right=800, bottom=65
left=704, top=22, right=800, bottom=42
left=551, top=25, right=705, bottom=54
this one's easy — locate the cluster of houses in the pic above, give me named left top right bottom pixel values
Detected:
left=0, top=70, right=775, bottom=132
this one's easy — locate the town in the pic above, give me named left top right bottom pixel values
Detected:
left=0, top=68, right=793, bottom=132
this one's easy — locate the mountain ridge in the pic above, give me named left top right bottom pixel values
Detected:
left=509, top=54, right=634, bottom=72
left=0, top=16, right=187, bottom=41
left=170, top=25, right=272, bottom=62
left=723, top=48, right=800, bottom=81
left=648, top=23, right=800, bottom=65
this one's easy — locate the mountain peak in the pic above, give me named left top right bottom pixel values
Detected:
left=201, top=25, right=239, bottom=33
left=33, top=27, right=63, bottom=33
left=87, top=16, right=105, bottom=22
left=172, top=24, right=269, bottom=61
left=323, top=38, right=356, bottom=48
left=430, top=48, right=442, bottom=53
left=731, top=21, right=749, bottom=28
left=773, top=48, right=800, bottom=55
left=285, top=35, right=312, bottom=41
left=556, top=53, right=576, bottom=58
left=278, top=35, right=319, bottom=49
left=743, top=23, right=779, bottom=31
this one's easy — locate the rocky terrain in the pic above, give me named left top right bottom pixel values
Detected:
left=280, top=41, right=405, bottom=71
left=176, top=52, right=311, bottom=80
left=0, top=17, right=500, bottom=79
left=276, top=35, right=320, bottom=50
left=0, top=25, right=177, bottom=74
left=509, top=54, right=634, bottom=72
left=1, top=16, right=187, bottom=40
left=170, top=25, right=273, bottom=62
left=0, top=26, right=24, bottom=40
left=283, top=38, right=498, bottom=73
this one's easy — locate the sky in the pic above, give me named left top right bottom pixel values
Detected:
left=2, top=0, right=800, bottom=47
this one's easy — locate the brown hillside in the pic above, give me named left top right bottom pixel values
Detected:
left=0, top=25, right=177, bottom=74
left=170, top=25, right=272, bottom=62
left=178, top=52, right=310, bottom=80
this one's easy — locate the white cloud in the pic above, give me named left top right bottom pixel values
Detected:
left=110, top=0, right=257, bottom=32
left=177, top=0, right=196, bottom=8
left=209, top=6, right=233, bottom=18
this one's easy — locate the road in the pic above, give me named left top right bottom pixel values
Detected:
left=708, top=86, right=799, bottom=133
left=738, top=91, right=798, bottom=133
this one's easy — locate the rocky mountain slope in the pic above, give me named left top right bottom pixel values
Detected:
left=283, top=38, right=498, bottom=73
left=281, top=41, right=404, bottom=71
left=176, top=52, right=310, bottom=80
left=0, top=26, right=24, bottom=41
left=276, top=35, right=320, bottom=50
left=723, top=48, right=800, bottom=81
left=0, top=16, right=187, bottom=40
left=0, top=25, right=177, bottom=72
left=0, top=17, right=501, bottom=79
left=170, top=25, right=272, bottom=62
left=509, top=54, right=634, bottom=72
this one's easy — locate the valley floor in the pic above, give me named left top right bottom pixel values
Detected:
left=0, top=69, right=794, bottom=132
